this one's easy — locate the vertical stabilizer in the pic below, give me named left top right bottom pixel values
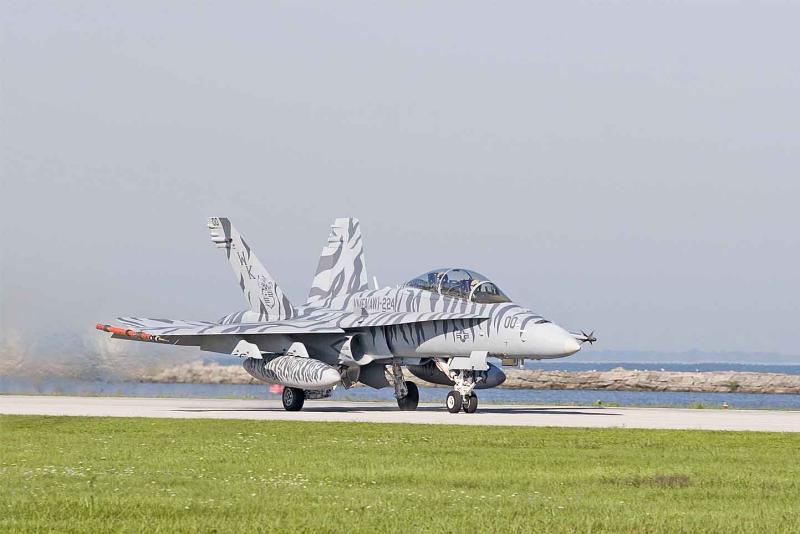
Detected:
left=307, top=218, right=369, bottom=305
left=208, top=217, right=295, bottom=321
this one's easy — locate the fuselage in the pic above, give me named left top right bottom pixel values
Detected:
left=219, top=284, right=581, bottom=362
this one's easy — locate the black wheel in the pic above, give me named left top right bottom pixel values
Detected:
left=397, top=381, right=419, bottom=411
left=464, top=394, right=478, bottom=413
left=446, top=391, right=462, bottom=413
left=282, top=387, right=305, bottom=411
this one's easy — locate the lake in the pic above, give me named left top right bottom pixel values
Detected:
left=3, top=371, right=800, bottom=410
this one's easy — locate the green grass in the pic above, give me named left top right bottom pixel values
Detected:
left=1, top=416, right=799, bottom=533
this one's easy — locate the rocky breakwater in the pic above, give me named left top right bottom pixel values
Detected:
left=503, top=367, right=800, bottom=394
left=142, top=363, right=800, bottom=394
left=143, top=362, right=260, bottom=385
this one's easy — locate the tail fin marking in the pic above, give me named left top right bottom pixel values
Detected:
left=208, top=217, right=295, bottom=321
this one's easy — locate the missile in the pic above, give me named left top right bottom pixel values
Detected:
left=95, top=323, right=168, bottom=343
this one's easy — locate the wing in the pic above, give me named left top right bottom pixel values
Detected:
left=97, top=316, right=343, bottom=342
left=96, top=309, right=488, bottom=343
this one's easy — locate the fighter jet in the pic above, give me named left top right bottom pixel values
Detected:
left=97, top=218, right=595, bottom=413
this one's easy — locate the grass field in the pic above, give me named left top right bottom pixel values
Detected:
left=1, top=416, right=799, bottom=532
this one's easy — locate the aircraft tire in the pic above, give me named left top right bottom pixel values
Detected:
left=464, top=394, right=478, bottom=413
left=397, top=381, right=419, bottom=411
left=446, top=391, right=462, bottom=413
left=282, top=387, right=305, bottom=411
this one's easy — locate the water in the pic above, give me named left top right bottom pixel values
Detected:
left=201, top=355, right=800, bottom=375
left=524, top=361, right=800, bottom=375
left=2, top=375, right=800, bottom=410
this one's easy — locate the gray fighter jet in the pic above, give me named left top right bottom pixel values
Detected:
left=97, top=218, right=595, bottom=413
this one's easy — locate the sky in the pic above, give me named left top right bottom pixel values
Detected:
left=2, top=1, right=799, bottom=361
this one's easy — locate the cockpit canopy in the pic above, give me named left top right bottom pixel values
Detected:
left=405, top=268, right=511, bottom=304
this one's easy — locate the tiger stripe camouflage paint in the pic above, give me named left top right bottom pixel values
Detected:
left=207, top=217, right=295, bottom=322
left=307, top=218, right=369, bottom=307
left=116, top=288, right=574, bottom=359
left=99, top=216, right=587, bottom=394
left=242, top=355, right=340, bottom=389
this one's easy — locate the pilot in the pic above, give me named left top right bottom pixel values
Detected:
left=435, top=271, right=447, bottom=288
left=467, top=278, right=481, bottom=298
left=457, top=279, right=467, bottom=294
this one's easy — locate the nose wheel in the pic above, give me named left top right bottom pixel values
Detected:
left=446, top=391, right=478, bottom=413
left=464, top=394, right=478, bottom=413
left=446, top=368, right=481, bottom=413
left=446, top=391, right=462, bottom=413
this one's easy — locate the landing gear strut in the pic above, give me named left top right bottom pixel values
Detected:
left=391, top=360, right=419, bottom=411
left=282, top=387, right=305, bottom=411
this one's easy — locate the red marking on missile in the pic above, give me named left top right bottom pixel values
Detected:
left=96, top=323, right=159, bottom=342
left=96, top=323, right=126, bottom=335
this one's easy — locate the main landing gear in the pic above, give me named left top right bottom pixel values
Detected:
left=279, top=387, right=334, bottom=411
left=392, top=360, right=419, bottom=411
left=282, top=387, right=305, bottom=411
left=398, top=381, right=419, bottom=411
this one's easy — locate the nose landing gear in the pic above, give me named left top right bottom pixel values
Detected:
left=464, top=393, right=478, bottom=413
left=446, top=368, right=482, bottom=414
left=444, top=351, right=487, bottom=414
left=446, top=390, right=479, bottom=413
left=446, top=390, right=462, bottom=413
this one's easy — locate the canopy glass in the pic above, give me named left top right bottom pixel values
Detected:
left=405, top=268, right=511, bottom=304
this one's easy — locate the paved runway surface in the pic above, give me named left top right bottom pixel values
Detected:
left=2, top=395, right=800, bottom=431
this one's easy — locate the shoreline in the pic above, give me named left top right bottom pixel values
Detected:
left=139, top=362, right=800, bottom=395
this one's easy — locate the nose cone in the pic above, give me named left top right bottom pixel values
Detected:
left=562, top=336, right=581, bottom=356
left=524, top=323, right=582, bottom=358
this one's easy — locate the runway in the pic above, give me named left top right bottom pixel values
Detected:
left=2, top=395, right=799, bottom=431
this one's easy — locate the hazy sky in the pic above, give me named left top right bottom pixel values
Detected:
left=2, top=1, right=799, bottom=356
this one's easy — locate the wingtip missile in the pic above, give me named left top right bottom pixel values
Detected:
left=95, top=323, right=168, bottom=343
